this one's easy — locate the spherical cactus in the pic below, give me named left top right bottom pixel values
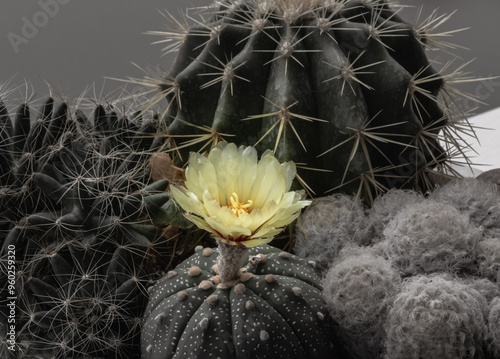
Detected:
left=429, top=178, right=500, bottom=238
left=462, top=277, right=500, bottom=305
left=0, top=94, right=187, bottom=358
left=321, top=246, right=401, bottom=358
left=378, top=200, right=481, bottom=275
left=142, top=143, right=336, bottom=358
left=142, top=244, right=334, bottom=358
left=366, top=188, right=424, bottom=241
left=384, top=274, right=487, bottom=359
left=293, top=193, right=369, bottom=270
left=20, top=243, right=150, bottom=358
left=478, top=168, right=500, bottom=188
left=138, top=0, right=478, bottom=201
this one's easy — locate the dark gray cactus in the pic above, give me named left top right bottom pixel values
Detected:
left=21, top=242, right=149, bottom=358
left=142, top=244, right=337, bottom=359
left=134, top=0, right=479, bottom=202
left=0, top=95, right=188, bottom=358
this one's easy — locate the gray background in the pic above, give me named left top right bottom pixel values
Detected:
left=0, top=0, right=499, bottom=114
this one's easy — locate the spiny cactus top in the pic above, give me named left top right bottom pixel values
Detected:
left=139, top=0, right=477, bottom=201
left=0, top=96, right=178, bottom=358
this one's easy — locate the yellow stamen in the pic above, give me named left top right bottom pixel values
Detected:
left=229, top=192, right=253, bottom=217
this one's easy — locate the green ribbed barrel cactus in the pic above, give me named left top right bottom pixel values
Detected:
left=139, top=0, right=474, bottom=200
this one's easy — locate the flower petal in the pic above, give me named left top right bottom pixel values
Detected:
left=170, top=142, right=310, bottom=248
left=238, top=236, right=274, bottom=247
left=248, top=156, right=286, bottom=208
left=234, top=146, right=258, bottom=202
left=205, top=216, right=252, bottom=239
left=170, top=186, right=207, bottom=218
left=185, top=153, right=220, bottom=203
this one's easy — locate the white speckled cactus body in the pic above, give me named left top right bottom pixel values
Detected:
left=141, top=245, right=335, bottom=358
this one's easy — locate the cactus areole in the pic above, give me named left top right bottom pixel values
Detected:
left=141, top=245, right=333, bottom=358
left=156, top=0, right=462, bottom=201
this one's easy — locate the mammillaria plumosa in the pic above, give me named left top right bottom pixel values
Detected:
left=384, top=274, right=487, bottom=358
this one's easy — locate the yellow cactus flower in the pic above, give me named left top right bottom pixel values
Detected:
left=171, top=142, right=311, bottom=247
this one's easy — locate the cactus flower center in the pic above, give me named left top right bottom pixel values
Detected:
left=229, top=192, right=253, bottom=217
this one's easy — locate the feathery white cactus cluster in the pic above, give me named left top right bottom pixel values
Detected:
left=295, top=177, right=500, bottom=358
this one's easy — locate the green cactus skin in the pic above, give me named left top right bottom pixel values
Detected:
left=142, top=245, right=336, bottom=359
left=144, top=0, right=474, bottom=201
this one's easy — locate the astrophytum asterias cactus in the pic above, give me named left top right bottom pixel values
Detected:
left=141, top=143, right=337, bottom=358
